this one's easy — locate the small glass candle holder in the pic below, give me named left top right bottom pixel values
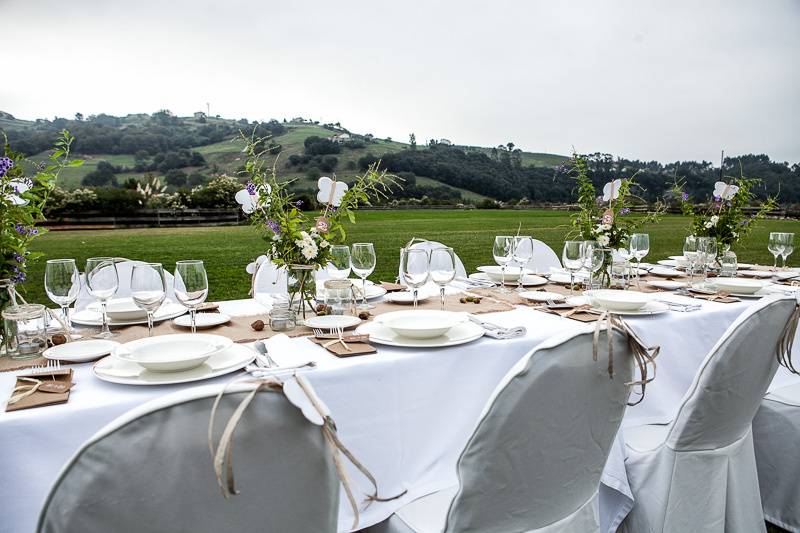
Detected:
left=2, top=303, right=48, bottom=360
left=269, top=302, right=296, bottom=332
left=324, top=280, right=354, bottom=316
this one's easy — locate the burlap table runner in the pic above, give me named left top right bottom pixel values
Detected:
left=0, top=355, right=48, bottom=373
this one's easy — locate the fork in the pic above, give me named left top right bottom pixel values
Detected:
left=22, top=360, right=62, bottom=376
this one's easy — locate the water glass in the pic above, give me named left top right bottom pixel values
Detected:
left=44, top=259, right=82, bottom=336
left=174, top=260, right=209, bottom=333
left=562, top=241, right=583, bottom=294
left=430, top=247, right=457, bottom=310
left=131, top=263, right=167, bottom=337
left=493, top=236, right=514, bottom=293
left=327, top=245, right=352, bottom=280
left=768, top=232, right=784, bottom=270
left=683, top=236, right=699, bottom=283
left=512, top=236, right=533, bottom=292
left=351, top=243, right=376, bottom=310
left=697, top=237, right=717, bottom=284
left=719, top=251, right=738, bottom=277
left=401, top=247, right=430, bottom=308
left=2, top=304, right=47, bottom=359
left=85, top=257, right=119, bottom=339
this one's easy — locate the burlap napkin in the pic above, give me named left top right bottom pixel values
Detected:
left=379, top=281, right=406, bottom=292
left=6, top=368, right=74, bottom=412
left=308, top=335, right=376, bottom=357
left=0, top=355, right=49, bottom=373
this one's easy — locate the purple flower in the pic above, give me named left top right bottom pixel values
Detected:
left=740, top=220, right=750, bottom=226
left=15, top=224, right=26, bottom=235
left=0, top=156, right=13, bottom=177
left=620, top=208, right=631, bottom=215
left=681, top=192, right=689, bottom=201
left=12, top=271, right=26, bottom=284
left=295, top=200, right=303, bottom=207
left=30, top=228, right=38, bottom=235
left=267, top=220, right=280, bottom=234
left=246, top=181, right=257, bottom=195
left=713, top=194, right=721, bottom=201
left=12, top=252, right=24, bottom=263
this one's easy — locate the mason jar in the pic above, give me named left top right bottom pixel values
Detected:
left=2, top=303, right=48, bottom=359
left=324, top=280, right=354, bottom=316
left=269, top=302, right=296, bottom=332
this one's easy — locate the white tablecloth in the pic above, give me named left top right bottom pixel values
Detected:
left=1, top=294, right=797, bottom=533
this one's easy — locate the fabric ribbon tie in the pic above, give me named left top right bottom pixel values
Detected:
left=593, top=311, right=659, bottom=406
left=208, top=375, right=406, bottom=530
left=322, top=332, right=351, bottom=352
left=777, top=300, right=800, bottom=374
left=248, top=261, right=261, bottom=297
left=8, top=377, right=43, bottom=405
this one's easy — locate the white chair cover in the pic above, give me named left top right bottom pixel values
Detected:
left=252, top=260, right=288, bottom=307
left=372, top=326, right=634, bottom=533
left=75, top=259, right=176, bottom=312
left=398, top=240, right=467, bottom=283
left=753, top=382, right=800, bottom=532
left=523, top=238, right=562, bottom=271
left=621, top=296, right=798, bottom=533
left=37, top=382, right=339, bottom=533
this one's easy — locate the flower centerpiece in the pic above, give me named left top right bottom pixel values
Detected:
left=672, top=171, right=776, bottom=254
left=565, top=153, right=665, bottom=286
left=1, top=131, right=82, bottom=350
left=236, top=132, right=397, bottom=318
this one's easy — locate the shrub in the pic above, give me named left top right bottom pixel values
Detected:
left=189, top=174, right=240, bottom=208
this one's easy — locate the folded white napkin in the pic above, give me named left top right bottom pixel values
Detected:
left=467, top=315, right=526, bottom=340
left=247, top=334, right=316, bottom=376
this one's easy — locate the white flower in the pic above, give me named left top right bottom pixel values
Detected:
left=319, top=240, right=329, bottom=248
left=597, top=235, right=610, bottom=246
left=704, top=215, right=720, bottom=229
left=295, top=231, right=319, bottom=260
left=600, top=223, right=612, bottom=232
left=732, top=232, right=739, bottom=238
left=3, top=179, right=31, bottom=205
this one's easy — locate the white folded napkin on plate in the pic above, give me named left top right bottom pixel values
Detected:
left=262, top=334, right=315, bottom=368
left=467, top=315, right=526, bottom=340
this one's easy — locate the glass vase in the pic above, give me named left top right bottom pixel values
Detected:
left=596, top=249, right=614, bottom=289
left=287, top=264, right=317, bottom=323
left=0, top=279, right=20, bottom=357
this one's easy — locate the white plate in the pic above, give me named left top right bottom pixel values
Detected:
left=173, top=313, right=231, bottom=329
left=376, top=310, right=467, bottom=339
left=356, top=320, right=484, bottom=348
left=43, top=339, right=120, bottom=363
left=589, top=301, right=670, bottom=316
left=737, top=270, right=774, bottom=279
left=775, top=271, right=800, bottom=281
left=469, top=272, right=548, bottom=287
left=548, top=273, right=583, bottom=285
left=518, top=291, right=566, bottom=303
left=73, top=301, right=187, bottom=327
left=98, top=298, right=148, bottom=320
left=737, top=263, right=756, bottom=269
left=647, top=280, right=688, bottom=291
left=656, top=260, right=681, bottom=268
left=650, top=267, right=685, bottom=278
left=383, top=291, right=430, bottom=304
left=92, top=343, right=254, bottom=386
left=112, top=333, right=233, bottom=372
left=585, top=289, right=651, bottom=311
left=318, top=282, right=387, bottom=301
left=710, top=278, right=770, bottom=295
left=668, top=255, right=687, bottom=261
left=477, top=265, right=533, bottom=282
left=304, top=314, right=361, bottom=330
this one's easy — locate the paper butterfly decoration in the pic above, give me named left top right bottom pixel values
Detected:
left=602, top=179, right=622, bottom=202
left=3, top=179, right=30, bottom=206
left=235, top=184, right=271, bottom=214
left=317, top=176, right=348, bottom=207
left=246, top=255, right=268, bottom=275
left=713, top=181, right=740, bottom=200
left=283, top=375, right=330, bottom=426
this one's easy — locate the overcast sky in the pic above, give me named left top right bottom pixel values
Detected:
left=2, top=0, right=798, bottom=163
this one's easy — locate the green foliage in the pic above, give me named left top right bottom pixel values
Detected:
left=190, top=174, right=241, bottom=208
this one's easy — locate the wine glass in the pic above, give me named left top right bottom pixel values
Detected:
left=511, top=236, right=533, bottom=292
left=768, top=232, right=784, bottom=271
left=683, top=236, right=699, bottom=284
left=174, top=260, right=209, bottom=333
left=85, top=257, right=119, bottom=339
left=44, top=259, right=82, bottom=337
left=562, top=241, right=583, bottom=294
left=779, top=233, right=795, bottom=268
left=351, top=243, right=376, bottom=310
left=629, top=233, right=650, bottom=290
left=492, top=236, right=514, bottom=293
left=401, top=248, right=430, bottom=308
left=131, top=263, right=167, bottom=337
left=327, top=245, right=351, bottom=280
left=697, top=237, right=717, bottom=285
left=580, top=241, right=597, bottom=288
left=430, top=247, right=456, bottom=310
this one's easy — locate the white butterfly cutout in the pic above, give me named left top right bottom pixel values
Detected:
left=713, top=181, right=739, bottom=200
left=3, top=179, right=31, bottom=206
left=235, top=183, right=271, bottom=214
left=602, top=179, right=622, bottom=202
left=246, top=255, right=268, bottom=275
left=317, top=176, right=348, bottom=207
left=283, top=375, right=330, bottom=426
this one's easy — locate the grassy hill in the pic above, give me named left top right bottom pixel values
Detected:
left=1, top=111, right=567, bottom=201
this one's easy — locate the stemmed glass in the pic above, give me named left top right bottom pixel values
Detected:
left=131, top=263, right=167, bottom=337
left=327, top=245, right=351, bottom=280
left=512, top=236, right=533, bottom=292
left=85, top=257, right=119, bottom=339
left=768, top=233, right=784, bottom=271
left=629, top=233, right=650, bottom=290
left=492, top=236, right=514, bottom=293
left=351, top=243, right=376, bottom=310
left=174, top=260, right=209, bottom=334
left=779, top=233, right=795, bottom=268
left=44, top=259, right=83, bottom=337
left=562, top=241, right=583, bottom=294
left=430, top=247, right=456, bottom=310
left=401, top=248, right=430, bottom=308
left=683, top=236, right=699, bottom=284
left=580, top=241, right=597, bottom=288
left=697, top=237, right=717, bottom=285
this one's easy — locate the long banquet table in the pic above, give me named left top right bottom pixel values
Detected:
left=2, top=291, right=799, bottom=533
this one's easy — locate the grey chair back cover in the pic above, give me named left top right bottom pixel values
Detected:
left=444, top=327, right=634, bottom=532
left=38, top=383, right=339, bottom=533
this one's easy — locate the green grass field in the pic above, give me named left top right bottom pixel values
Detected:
left=19, top=210, right=800, bottom=305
